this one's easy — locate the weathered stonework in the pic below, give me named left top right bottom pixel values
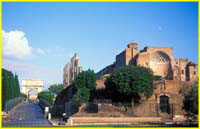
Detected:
left=57, top=42, right=197, bottom=119
left=63, top=53, right=82, bottom=89
left=96, top=42, right=198, bottom=118
left=97, top=42, right=198, bottom=82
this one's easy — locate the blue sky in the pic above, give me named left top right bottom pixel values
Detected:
left=2, top=2, right=198, bottom=89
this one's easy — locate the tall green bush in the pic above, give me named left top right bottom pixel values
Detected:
left=73, top=69, right=96, bottom=103
left=48, top=84, right=64, bottom=95
left=38, top=91, right=54, bottom=106
left=109, top=65, right=154, bottom=105
left=183, top=84, right=198, bottom=117
left=2, top=68, right=21, bottom=110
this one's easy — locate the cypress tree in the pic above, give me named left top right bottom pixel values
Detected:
left=10, top=72, right=16, bottom=99
left=9, top=72, right=14, bottom=99
left=2, top=69, right=21, bottom=111
left=13, top=74, right=17, bottom=97
left=2, top=69, right=6, bottom=110
left=5, top=71, right=11, bottom=100
left=15, top=74, right=20, bottom=97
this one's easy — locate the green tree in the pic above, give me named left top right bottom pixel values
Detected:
left=15, top=74, right=20, bottom=97
left=73, top=87, right=90, bottom=103
left=6, top=72, right=12, bottom=100
left=73, top=69, right=96, bottom=103
left=183, top=84, right=198, bottom=118
left=2, top=69, right=21, bottom=111
left=111, top=65, right=154, bottom=106
left=2, top=69, right=7, bottom=110
left=38, top=91, right=54, bottom=106
left=48, top=84, right=64, bottom=95
left=9, top=72, right=16, bottom=99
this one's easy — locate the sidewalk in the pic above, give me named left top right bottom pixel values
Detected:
left=48, top=117, right=162, bottom=126
left=48, top=116, right=198, bottom=127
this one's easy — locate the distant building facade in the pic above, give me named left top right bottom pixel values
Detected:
left=63, top=53, right=82, bottom=89
left=97, top=42, right=198, bottom=82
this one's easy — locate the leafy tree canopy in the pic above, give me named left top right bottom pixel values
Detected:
left=73, top=69, right=96, bottom=103
left=48, top=84, right=64, bottom=95
left=111, top=65, right=154, bottom=100
left=2, top=68, right=21, bottom=110
left=73, top=87, right=90, bottom=103
left=73, top=69, right=96, bottom=90
left=38, top=91, right=54, bottom=106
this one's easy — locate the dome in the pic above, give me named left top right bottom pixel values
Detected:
left=151, top=51, right=170, bottom=63
left=150, top=51, right=171, bottom=78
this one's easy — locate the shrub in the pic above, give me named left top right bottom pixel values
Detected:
left=110, top=65, right=154, bottom=104
left=38, top=91, right=54, bottom=106
left=73, top=69, right=96, bottom=103
left=183, top=84, right=198, bottom=117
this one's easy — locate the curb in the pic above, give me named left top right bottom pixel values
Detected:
left=48, top=120, right=58, bottom=126
left=48, top=120, right=69, bottom=126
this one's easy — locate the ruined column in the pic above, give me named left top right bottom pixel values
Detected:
left=63, top=53, right=83, bottom=89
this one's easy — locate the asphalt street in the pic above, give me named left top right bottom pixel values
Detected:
left=2, top=102, right=51, bottom=127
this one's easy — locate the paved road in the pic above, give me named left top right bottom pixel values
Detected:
left=2, top=102, right=51, bottom=127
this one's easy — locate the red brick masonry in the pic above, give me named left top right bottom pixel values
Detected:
left=69, top=117, right=162, bottom=125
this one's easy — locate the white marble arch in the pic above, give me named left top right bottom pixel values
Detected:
left=21, top=80, right=44, bottom=99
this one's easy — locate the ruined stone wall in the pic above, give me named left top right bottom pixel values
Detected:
left=136, top=47, right=174, bottom=78
left=150, top=62, right=171, bottom=78
left=96, top=64, right=115, bottom=80
left=115, top=43, right=139, bottom=68
left=93, top=79, right=186, bottom=117
left=174, top=59, right=188, bottom=81
left=133, top=80, right=185, bottom=117
left=97, top=43, right=197, bottom=82
left=154, top=80, right=185, bottom=115
left=115, top=51, right=126, bottom=68
left=133, top=96, right=158, bottom=117
left=180, top=60, right=187, bottom=81
left=154, top=80, right=180, bottom=95
left=136, top=52, right=150, bottom=67
left=125, top=48, right=139, bottom=65
left=125, top=48, right=133, bottom=65
left=188, top=65, right=198, bottom=81
left=173, top=66, right=179, bottom=81
left=63, top=53, right=82, bottom=89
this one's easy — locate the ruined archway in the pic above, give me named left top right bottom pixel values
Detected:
left=28, top=89, right=38, bottom=100
left=21, top=80, right=44, bottom=100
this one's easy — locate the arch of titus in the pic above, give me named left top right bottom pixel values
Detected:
left=21, top=80, right=44, bottom=99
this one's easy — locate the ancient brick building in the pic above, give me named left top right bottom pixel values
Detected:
left=58, top=43, right=197, bottom=118
left=63, top=53, right=83, bottom=89
left=96, top=42, right=198, bottom=117
left=97, top=42, right=198, bottom=82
